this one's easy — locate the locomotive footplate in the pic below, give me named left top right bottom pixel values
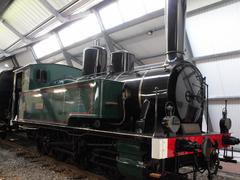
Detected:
left=17, top=120, right=153, bottom=141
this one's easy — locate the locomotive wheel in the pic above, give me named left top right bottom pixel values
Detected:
left=202, top=138, right=220, bottom=179
left=52, top=149, right=67, bottom=161
left=37, top=137, right=50, bottom=155
left=26, top=130, right=36, bottom=140
left=73, top=148, right=90, bottom=169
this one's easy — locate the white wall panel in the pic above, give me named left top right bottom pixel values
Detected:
left=197, top=61, right=224, bottom=98
left=187, top=0, right=221, bottom=11
left=187, top=2, right=240, bottom=57
left=15, top=50, right=36, bottom=66
left=196, top=54, right=240, bottom=98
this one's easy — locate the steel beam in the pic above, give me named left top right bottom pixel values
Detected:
left=29, top=46, right=40, bottom=64
left=64, top=51, right=82, bottom=66
left=3, top=8, right=165, bottom=58
left=37, top=32, right=102, bottom=61
left=0, top=48, right=10, bottom=57
left=39, top=0, right=69, bottom=23
left=1, top=19, right=32, bottom=43
left=55, top=32, right=73, bottom=66
left=117, top=26, right=165, bottom=44
left=106, top=9, right=164, bottom=35
left=5, top=0, right=240, bottom=62
left=11, top=56, right=19, bottom=67
left=68, top=11, right=91, bottom=22
left=187, top=0, right=238, bottom=18
left=93, top=9, right=145, bottom=66
left=192, top=49, right=240, bottom=63
left=62, top=51, right=73, bottom=66
left=93, top=10, right=115, bottom=52
left=209, top=96, right=240, bottom=101
left=45, top=52, right=82, bottom=65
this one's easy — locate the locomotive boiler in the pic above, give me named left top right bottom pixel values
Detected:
left=7, top=0, right=240, bottom=179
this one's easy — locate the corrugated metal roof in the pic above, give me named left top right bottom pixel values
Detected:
left=71, top=0, right=103, bottom=14
left=0, top=22, right=19, bottom=50
left=33, top=20, right=62, bottom=38
left=6, top=40, right=26, bottom=52
left=2, top=0, right=52, bottom=35
left=47, top=0, right=74, bottom=10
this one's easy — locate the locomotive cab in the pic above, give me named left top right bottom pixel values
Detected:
left=11, top=64, right=82, bottom=124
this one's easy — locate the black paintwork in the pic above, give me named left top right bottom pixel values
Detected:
left=82, top=46, right=107, bottom=75
left=0, top=70, right=14, bottom=124
left=106, top=61, right=204, bottom=134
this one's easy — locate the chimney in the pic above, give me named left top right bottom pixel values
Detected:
left=165, top=0, right=186, bottom=64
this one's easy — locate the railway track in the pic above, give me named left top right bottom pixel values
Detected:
left=1, top=131, right=240, bottom=180
left=0, top=131, right=106, bottom=180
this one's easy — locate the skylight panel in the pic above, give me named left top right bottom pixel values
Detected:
left=186, top=2, right=240, bottom=57
left=34, top=20, right=62, bottom=38
left=143, top=0, right=165, bottom=13
left=118, top=0, right=146, bottom=22
left=33, top=34, right=61, bottom=58
left=99, top=2, right=123, bottom=29
left=58, top=14, right=101, bottom=47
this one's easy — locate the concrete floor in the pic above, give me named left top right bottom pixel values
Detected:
left=0, top=139, right=105, bottom=180
left=220, top=161, right=240, bottom=177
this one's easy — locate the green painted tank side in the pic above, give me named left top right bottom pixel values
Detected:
left=101, top=79, right=123, bottom=118
left=18, top=64, right=82, bottom=91
left=18, top=79, right=123, bottom=125
left=117, top=141, right=146, bottom=179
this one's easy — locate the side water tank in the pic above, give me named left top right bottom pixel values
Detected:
left=111, top=50, right=135, bottom=73
left=82, top=46, right=107, bottom=75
